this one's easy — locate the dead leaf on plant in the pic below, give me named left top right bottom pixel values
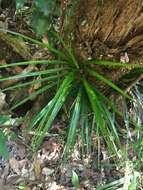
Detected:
left=33, top=158, right=41, bottom=179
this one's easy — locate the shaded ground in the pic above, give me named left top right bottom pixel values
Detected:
left=0, top=124, right=124, bottom=190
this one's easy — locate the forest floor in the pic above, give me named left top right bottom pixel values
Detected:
left=0, top=118, right=125, bottom=190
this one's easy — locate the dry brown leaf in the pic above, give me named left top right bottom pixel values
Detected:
left=0, top=92, right=6, bottom=111
left=28, top=77, right=42, bottom=94
left=9, top=158, right=20, bottom=175
left=33, top=158, right=41, bottom=179
left=0, top=59, right=6, bottom=65
left=24, top=186, right=31, bottom=190
left=42, top=35, right=49, bottom=44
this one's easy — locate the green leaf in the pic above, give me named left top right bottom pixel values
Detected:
left=87, top=60, right=143, bottom=69
left=71, top=170, right=80, bottom=188
left=31, top=72, right=75, bottom=151
left=87, top=69, right=131, bottom=99
left=101, top=104, right=120, bottom=146
left=0, top=60, right=67, bottom=69
left=16, top=0, right=25, bottom=9
left=11, top=82, right=56, bottom=110
left=0, top=29, right=45, bottom=47
left=2, top=74, right=64, bottom=92
left=64, top=87, right=82, bottom=157
left=0, top=115, right=10, bottom=125
left=26, top=101, right=51, bottom=132
left=0, top=29, right=66, bottom=59
left=129, top=172, right=140, bottom=190
left=0, top=115, right=22, bottom=126
left=0, top=68, right=64, bottom=82
left=83, top=79, right=119, bottom=155
left=18, top=184, right=25, bottom=190
left=0, top=129, right=9, bottom=160
left=83, top=79, right=105, bottom=128
left=31, top=0, right=60, bottom=35
left=52, top=32, right=79, bottom=68
left=80, top=94, right=91, bottom=155
left=93, top=87, right=114, bottom=108
left=96, top=177, right=124, bottom=190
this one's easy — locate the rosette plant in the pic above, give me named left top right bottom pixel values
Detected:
left=1, top=30, right=143, bottom=159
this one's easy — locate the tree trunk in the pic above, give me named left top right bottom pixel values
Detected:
left=64, top=0, right=143, bottom=94
left=0, top=0, right=15, bottom=9
left=0, top=0, right=16, bottom=16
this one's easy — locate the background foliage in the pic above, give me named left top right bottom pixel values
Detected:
left=16, top=0, right=61, bottom=35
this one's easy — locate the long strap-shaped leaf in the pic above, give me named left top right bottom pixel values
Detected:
left=64, top=87, right=82, bottom=158
left=83, top=79, right=105, bottom=129
left=93, top=87, right=114, bottom=107
left=96, top=177, right=124, bottom=190
left=80, top=95, right=90, bottom=155
left=93, top=87, right=123, bottom=118
left=31, top=72, right=75, bottom=151
left=29, top=73, right=74, bottom=134
left=87, top=69, right=131, bottom=99
left=11, top=82, right=56, bottom=110
left=83, top=79, right=120, bottom=155
left=0, top=60, right=67, bottom=69
left=31, top=75, right=74, bottom=138
left=0, top=29, right=45, bottom=47
left=92, top=87, right=121, bottom=150
left=0, top=129, right=9, bottom=160
left=0, top=29, right=66, bottom=59
left=86, top=60, right=143, bottom=69
left=2, top=74, right=65, bottom=92
left=52, top=32, right=79, bottom=69
left=27, top=101, right=52, bottom=132
left=0, top=68, right=64, bottom=82
left=101, top=104, right=121, bottom=146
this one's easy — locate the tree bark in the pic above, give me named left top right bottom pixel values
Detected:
left=75, top=0, right=143, bottom=57
left=0, top=0, right=15, bottom=9
left=64, top=0, right=143, bottom=94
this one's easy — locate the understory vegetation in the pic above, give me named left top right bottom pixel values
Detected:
left=0, top=0, right=143, bottom=189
